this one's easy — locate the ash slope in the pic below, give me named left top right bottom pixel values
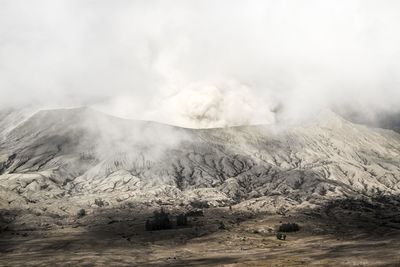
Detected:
left=1, top=107, right=400, bottom=213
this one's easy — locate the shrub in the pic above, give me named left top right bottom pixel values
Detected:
left=278, top=223, right=300, bottom=232
left=276, top=232, right=286, bottom=240
left=176, top=214, right=188, bottom=226
left=145, top=209, right=172, bottom=231
left=77, top=208, right=86, bottom=218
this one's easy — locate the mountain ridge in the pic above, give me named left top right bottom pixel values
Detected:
left=0, top=107, right=400, bottom=216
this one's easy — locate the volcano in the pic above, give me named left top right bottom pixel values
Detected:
left=1, top=107, right=400, bottom=266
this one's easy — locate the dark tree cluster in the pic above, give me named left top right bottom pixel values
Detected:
left=145, top=209, right=172, bottom=231
left=176, top=214, right=188, bottom=226
left=278, top=223, right=300, bottom=232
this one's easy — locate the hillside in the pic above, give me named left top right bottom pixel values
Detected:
left=1, top=107, right=400, bottom=266
left=1, top=107, right=399, bottom=215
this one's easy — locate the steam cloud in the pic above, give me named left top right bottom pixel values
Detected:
left=1, top=1, right=400, bottom=128
left=145, top=81, right=276, bottom=128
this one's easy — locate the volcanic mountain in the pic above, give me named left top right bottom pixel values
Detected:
left=1, top=107, right=399, bottom=215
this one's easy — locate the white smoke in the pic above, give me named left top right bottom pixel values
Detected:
left=145, top=81, right=276, bottom=128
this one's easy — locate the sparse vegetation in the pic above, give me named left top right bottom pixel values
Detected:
left=77, top=208, right=86, bottom=218
left=278, top=223, right=300, bottom=232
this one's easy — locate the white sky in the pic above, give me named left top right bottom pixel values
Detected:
left=1, top=0, right=399, bottom=127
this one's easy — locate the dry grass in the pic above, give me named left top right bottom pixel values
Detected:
left=1, top=206, right=400, bottom=266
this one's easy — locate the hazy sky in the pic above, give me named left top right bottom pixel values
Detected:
left=1, top=0, right=400, bottom=127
